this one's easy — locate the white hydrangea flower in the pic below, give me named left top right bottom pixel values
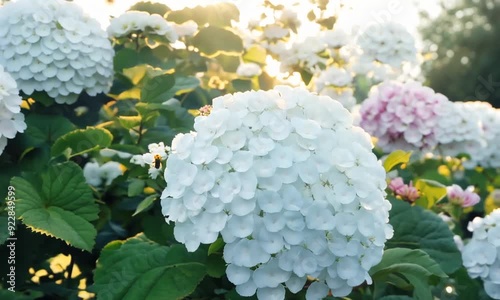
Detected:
left=0, top=66, right=26, bottom=156
left=161, top=86, right=393, bottom=299
left=130, top=142, right=170, bottom=179
left=0, top=0, right=114, bottom=105
left=236, top=62, right=262, bottom=78
left=262, top=25, right=289, bottom=40
left=108, top=10, right=178, bottom=43
left=99, top=148, right=133, bottom=159
left=434, top=101, right=487, bottom=164
left=321, top=29, right=350, bottom=49
left=83, top=161, right=123, bottom=187
left=279, top=37, right=328, bottom=73
left=319, top=87, right=356, bottom=111
left=357, top=22, right=416, bottom=67
left=455, top=102, right=500, bottom=168
left=462, top=209, right=500, bottom=299
left=172, top=20, right=198, bottom=37
left=315, top=67, right=353, bottom=91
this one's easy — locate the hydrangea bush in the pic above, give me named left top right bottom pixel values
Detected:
left=0, top=0, right=499, bottom=300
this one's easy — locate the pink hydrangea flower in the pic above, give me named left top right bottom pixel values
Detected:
left=388, top=177, right=419, bottom=203
left=447, top=184, right=480, bottom=208
left=359, top=81, right=449, bottom=153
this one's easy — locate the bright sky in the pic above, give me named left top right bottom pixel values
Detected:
left=74, top=0, right=441, bottom=36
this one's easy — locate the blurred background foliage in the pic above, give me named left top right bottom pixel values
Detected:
left=420, top=0, right=500, bottom=107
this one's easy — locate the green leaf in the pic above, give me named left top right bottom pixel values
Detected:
left=132, top=195, right=157, bottom=216
left=118, top=116, right=142, bottom=130
left=208, top=238, right=224, bottom=256
left=414, top=179, right=448, bottom=209
left=0, top=290, right=41, bottom=300
left=206, top=254, right=226, bottom=278
left=216, top=54, right=241, bottom=73
left=171, top=76, right=201, bottom=96
left=141, top=74, right=176, bottom=103
left=51, top=127, right=113, bottom=158
left=29, top=91, right=54, bottom=107
left=167, top=3, right=239, bottom=27
left=23, top=114, right=75, bottom=147
left=317, top=16, right=337, bottom=29
left=10, top=162, right=99, bottom=251
left=378, top=296, right=414, bottom=300
left=192, top=26, right=243, bottom=57
left=386, top=199, right=462, bottom=274
left=114, top=48, right=140, bottom=71
left=129, top=1, right=170, bottom=15
left=128, top=179, right=146, bottom=197
left=371, top=248, right=447, bottom=300
left=243, top=45, right=267, bottom=65
left=232, top=79, right=252, bottom=92
left=383, top=150, right=412, bottom=172
left=93, top=234, right=206, bottom=300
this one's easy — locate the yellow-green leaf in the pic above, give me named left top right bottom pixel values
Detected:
left=415, top=179, right=447, bottom=209
left=383, top=150, right=412, bottom=172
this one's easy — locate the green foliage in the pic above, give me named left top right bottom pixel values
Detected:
left=420, top=0, right=500, bottom=107
left=141, top=74, right=176, bottom=103
left=414, top=179, right=448, bottom=208
left=22, top=114, right=75, bottom=147
left=92, top=234, right=206, bottom=300
left=383, top=150, right=412, bottom=172
left=51, top=127, right=113, bottom=158
left=10, top=162, right=99, bottom=251
left=371, top=248, right=447, bottom=300
left=387, top=199, right=462, bottom=274
left=128, top=1, right=170, bottom=15
left=192, top=26, right=244, bottom=57
left=167, top=3, right=239, bottom=27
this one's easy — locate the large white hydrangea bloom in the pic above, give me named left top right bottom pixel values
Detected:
left=0, top=66, right=26, bottom=156
left=161, top=86, right=393, bottom=299
left=0, top=0, right=114, bottom=104
left=462, top=209, right=500, bottom=299
left=107, top=10, right=178, bottom=43
left=434, top=101, right=487, bottom=163
left=357, top=22, right=416, bottom=67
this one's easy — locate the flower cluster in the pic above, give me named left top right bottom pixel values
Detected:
left=446, top=184, right=480, bottom=208
left=236, top=62, right=262, bottom=78
left=462, top=209, right=500, bottom=299
left=107, top=11, right=178, bottom=42
left=83, top=161, right=123, bottom=187
left=359, top=81, right=448, bottom=152
left=131, top=142, right=170, bottom=179
left=434, top=101, right=500, bottom=168
left=357, top=22, right=416, bottom=67
left=388, top=177, right=419, bottom=203
left=161, top=86, right=393, bottom=299
left=434, top=101, right=485, bottom=159
left=0, top=66, right=26, bottom=156
left=314, top=67, right=356, bottom=110
left=0, top=0, right=114, bottom=104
